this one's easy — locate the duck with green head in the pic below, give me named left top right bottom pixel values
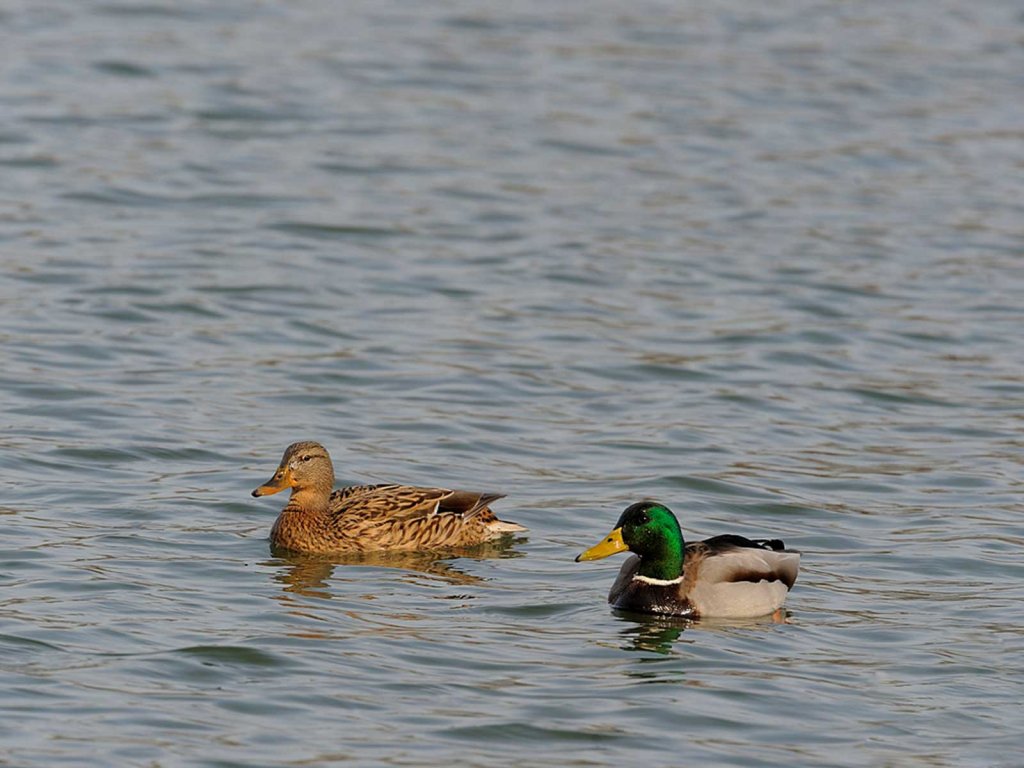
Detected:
left=576, top=501, right=799, bottom=618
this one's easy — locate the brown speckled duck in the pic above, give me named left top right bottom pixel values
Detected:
left=252, top=441, right=526, bottom=554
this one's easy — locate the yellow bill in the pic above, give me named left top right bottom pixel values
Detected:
left=575, top=527, right=628, bottom=562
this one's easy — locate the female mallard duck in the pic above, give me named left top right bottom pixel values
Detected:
left=576, top=501, right=799, bottom=618
left=252, top=441, right=526, bottom=554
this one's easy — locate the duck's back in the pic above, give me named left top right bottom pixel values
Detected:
left=272, top=484, right=521, bottom=554
left=684, top=537, right=800, bottom=618
left=607, top=537, right=800, bottom=619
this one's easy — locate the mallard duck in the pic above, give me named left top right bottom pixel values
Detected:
left=576, top=500, right=799, bottom=618
left=252, top=441, right=526, bottom=554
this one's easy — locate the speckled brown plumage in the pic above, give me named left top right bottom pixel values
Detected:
left=252, top=441, right=526, bottom=555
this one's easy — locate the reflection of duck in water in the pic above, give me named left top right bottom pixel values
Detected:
left=577, top=501, right=799, bottom=619
left=619, top=620, right=688, bottom=655
left=616, top=611, right=790, bottom=657
left=269, top=541, right=525, bottom=599
left=252, top=441, right=526, bottom=555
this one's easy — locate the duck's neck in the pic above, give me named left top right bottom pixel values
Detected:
left=288, top=486, right=332, bottom=516
left=636, top=539, right=685, bottom=582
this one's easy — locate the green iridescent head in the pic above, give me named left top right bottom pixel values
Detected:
left=576, top=500, right=685, bottom=580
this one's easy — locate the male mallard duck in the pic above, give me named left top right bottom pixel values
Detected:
left=576, top=500, right=799, bottom=618
left=252, top=441, right=526, bottom=554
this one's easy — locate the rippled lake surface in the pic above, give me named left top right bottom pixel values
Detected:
left=3, top=1, right=1023, bottom=765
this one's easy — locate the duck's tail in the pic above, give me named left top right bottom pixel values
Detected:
left=441, top=491, right=526, bottom=534
left=485, top=518, right=528, bottom=535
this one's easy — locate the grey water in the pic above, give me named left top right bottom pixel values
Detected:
left=2, top=1, right=1023, bottom=765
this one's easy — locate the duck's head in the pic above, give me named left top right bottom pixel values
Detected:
left=252, top=441, right=335, bottom=498
left=575, top=500, right=685, bottom=580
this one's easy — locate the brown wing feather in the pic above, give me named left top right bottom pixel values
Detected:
left=328, top=484, right=453, bottom=526
left=330, top=484, right=386, bottom=507
left=273, top=484, right=513, bottom=554
left=440, top=491, right=506, bottom=519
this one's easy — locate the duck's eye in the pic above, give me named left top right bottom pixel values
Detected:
left=300, top=455, right=312, bottom=462
left=637, top=514, right=649, bottom=525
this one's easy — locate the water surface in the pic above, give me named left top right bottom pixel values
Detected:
left=2, top=1, right=1023, bottom=766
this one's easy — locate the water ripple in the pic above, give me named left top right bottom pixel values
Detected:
left=2, top=0, right=1023, bottom=766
